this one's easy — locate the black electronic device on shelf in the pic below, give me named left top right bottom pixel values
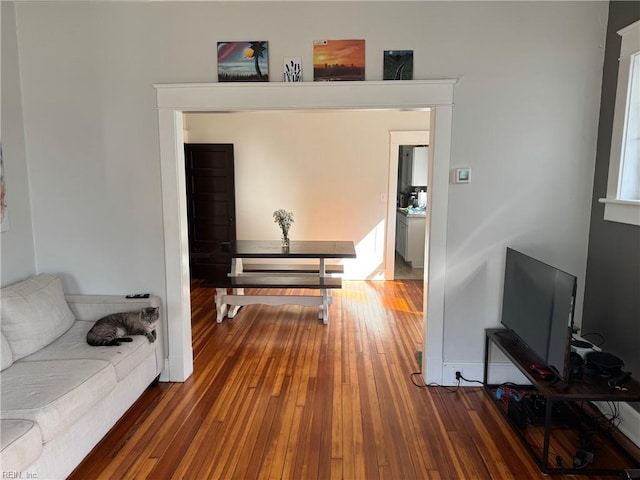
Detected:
left=500, top=247, right=577, bottom=384
left=522, top=394, right=573, bottom=425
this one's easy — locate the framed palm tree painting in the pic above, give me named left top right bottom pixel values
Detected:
left=217, top=41, right=269, bottom=82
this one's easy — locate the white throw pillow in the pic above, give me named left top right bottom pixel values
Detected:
left=1, top=274, right=75, bottom=361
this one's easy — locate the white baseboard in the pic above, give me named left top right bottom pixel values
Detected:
left=168, top=353, right=193, bottom=382
left=592, top=401, right=640, bottom=448
left=443, top=362, right=640, bottom=449
left=159, top=357, right=171, bottom=382
left=442, top=362, right=530, bottom=387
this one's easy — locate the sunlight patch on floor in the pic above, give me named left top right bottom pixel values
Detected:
left=340, top=280, right=421, bottom=314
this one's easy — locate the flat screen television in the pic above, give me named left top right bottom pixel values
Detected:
left=500, top=247, right=577, bottom=383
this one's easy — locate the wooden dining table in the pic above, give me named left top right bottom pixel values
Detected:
left=212, top=240, right=356, bottom=324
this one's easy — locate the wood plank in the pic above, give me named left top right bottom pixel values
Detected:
left=226, top=240, right=357, bottom=259
left=228, top=275, right=342, bottom=289
left=242, top=262, right=344, bottom=274
left=68, top=280, right=637, bottom=480
left=221, top=294, right=324, bottom=308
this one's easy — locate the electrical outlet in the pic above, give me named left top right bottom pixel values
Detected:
left=451, top=368, right=463, bottom=384
left=444, top=364, right=470, bottom=385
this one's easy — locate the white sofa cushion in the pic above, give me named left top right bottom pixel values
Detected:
left=0, top=359, right=116, bottom=442
left=1, top=332, right=13, bottom=371
left=23, top=320, right=159, bottom=381
left=0, top=419, right=43, bottom=473
left=1, top=274, right=75, bottom=361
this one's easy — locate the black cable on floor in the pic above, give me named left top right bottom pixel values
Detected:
left=458, top=373, right=483, bottom=385
left=410, top=372, right=461, bottom=393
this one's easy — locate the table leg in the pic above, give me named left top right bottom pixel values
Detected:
left=227, top=258, right=244, bottom=318
left=231, top=258, right=243, bottom=276
left=215, top=288, right=228, bottom=323
left=319, top=258, right=329, bottom=324
left=228, top=288, right=243, bottom=318
left=320, top=280, right=330, bottom=325
left=321, top=292, right=329, bottom=324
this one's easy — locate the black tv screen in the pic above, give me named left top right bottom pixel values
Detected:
left=500, top=248, right=577, bottom=382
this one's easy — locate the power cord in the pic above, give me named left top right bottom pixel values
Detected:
left=456, top=372, right=483, bottom=385
left=410, top=371, right=485, bottom=392
left=580, top=401, right=621, bottom=435
left=573, top=434, right=594, bottom=469
left=525, top=441, right=567, bottom=471
left=410, top=372, right=461, bottom=393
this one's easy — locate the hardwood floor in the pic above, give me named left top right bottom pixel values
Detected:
left=69, top=281, right=634, bottom=480
left=394, top=252, right=424, bottom=280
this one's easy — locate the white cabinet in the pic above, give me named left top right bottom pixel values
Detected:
left=406, top=216, right=426, bottom=267
left=411, top=146, right=428, bottom=186
left=396, top=213, right=408, bottom=259
left=399, top=145, right=428, bottom=193
left=396, top=211, right=426, bottom=267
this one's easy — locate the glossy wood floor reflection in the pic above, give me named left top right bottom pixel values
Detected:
left=69, top=281, right=626, bottom=480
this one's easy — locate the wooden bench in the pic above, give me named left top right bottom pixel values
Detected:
left=213, top=273, right=342, bottom=324
left=241, top=262, right=344, bottom=275
left=221, top=275, right=341, bottom=289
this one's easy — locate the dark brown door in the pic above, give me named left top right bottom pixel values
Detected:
left=184, top=143, right=236, bottom=283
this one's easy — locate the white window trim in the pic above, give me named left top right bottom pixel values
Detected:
left=599, top=20, right=640, bottom=226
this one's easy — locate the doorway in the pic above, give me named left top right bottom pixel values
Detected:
left=385, top=131, right=430, bottom=282
left=155, top=81, right=455, bottom=385
left=394, top=144, right=428, bottom=280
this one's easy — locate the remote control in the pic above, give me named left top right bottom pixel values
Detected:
left=125, top=293, right=150, bottom=299
left=530, top=364, right=554, bottom=379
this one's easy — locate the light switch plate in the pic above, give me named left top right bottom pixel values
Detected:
left=454, top=167, right=471, bottom=184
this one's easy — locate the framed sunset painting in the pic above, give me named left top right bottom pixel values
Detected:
left=313, top=39, right=365, bottom=81
left=217, top=41, right=269, bottom=82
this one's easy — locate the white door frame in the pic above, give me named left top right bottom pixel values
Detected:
left=154, top=80, right=455, bottom=385
left=385, top=130, right=430, bottom=281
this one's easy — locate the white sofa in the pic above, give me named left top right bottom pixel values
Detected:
left=0, top=273, right=164, bottom=479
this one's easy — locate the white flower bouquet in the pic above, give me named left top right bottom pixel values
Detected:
left=273, top=209, right=294, bottom=246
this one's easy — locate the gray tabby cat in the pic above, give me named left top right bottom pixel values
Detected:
left=87, top=306, right=159, bottom=346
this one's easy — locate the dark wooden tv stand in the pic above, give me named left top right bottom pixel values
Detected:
left=484, top=328, right=640, bottom=475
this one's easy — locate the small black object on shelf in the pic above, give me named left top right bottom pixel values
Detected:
left=125, top=293, right=150, bottom=299
left=571, top=338, right=592, bottom=348
left=585, top=351, right=624, bottom=376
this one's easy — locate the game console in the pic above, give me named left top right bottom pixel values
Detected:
left=524, top=394, right=573, bottom=425
left=570, top=335, right=598, bottom=359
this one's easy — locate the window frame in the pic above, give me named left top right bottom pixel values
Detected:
left=599, top=20, right=640, bottom=226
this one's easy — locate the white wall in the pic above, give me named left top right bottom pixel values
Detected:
left=1, top=2, right=36, bottom=286
left=8, top=1, right=606, bottom=372
left=185, top=110, right=430, bottom=279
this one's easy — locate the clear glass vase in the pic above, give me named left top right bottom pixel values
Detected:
left=281, top=234, right=290, bottom=249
